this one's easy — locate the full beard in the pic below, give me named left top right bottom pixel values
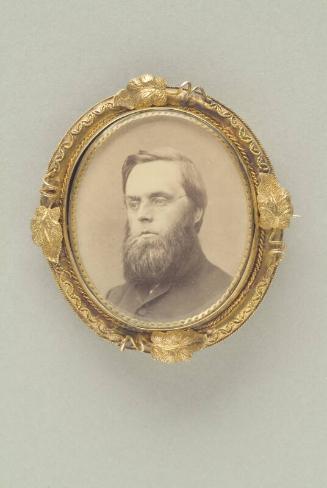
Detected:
left=123, top=219, right=198, bottom=286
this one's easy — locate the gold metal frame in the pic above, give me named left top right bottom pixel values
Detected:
left=31, top=74, right=293, bottom=363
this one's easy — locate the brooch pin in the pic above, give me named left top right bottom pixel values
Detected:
left=31, top=74, right=293, bottom=363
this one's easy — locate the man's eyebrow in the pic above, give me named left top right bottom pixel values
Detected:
left=125, top=195, right=141, bottom=201
left=125, top=192, right=173, bottom=200
left=149, top=191, right=172, bottom=198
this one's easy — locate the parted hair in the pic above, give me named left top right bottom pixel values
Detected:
left=122, top=147, right=208, bottom=232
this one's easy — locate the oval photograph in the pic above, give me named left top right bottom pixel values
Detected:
left=68, top=108, right=255, bottom=328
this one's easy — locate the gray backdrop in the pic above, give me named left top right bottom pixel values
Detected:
left=1, top=1, right=326, bottom=487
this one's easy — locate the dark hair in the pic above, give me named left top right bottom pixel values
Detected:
left=122, top=147, right=207, bottom=232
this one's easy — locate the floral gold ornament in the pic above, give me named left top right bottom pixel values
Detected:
left=31, top=206, right=62, bottom=263
left=151, top=330, right=207, bottom=363
left=257, top=173, right=293, bottom=230
left=113, top=74, right=168, bottom=109
left=31, top=74, right=293, bottom=363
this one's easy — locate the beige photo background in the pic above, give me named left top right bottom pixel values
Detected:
left=71, top=110, right=252, bottom=299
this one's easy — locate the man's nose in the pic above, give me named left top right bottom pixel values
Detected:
left=137, top=201, right=153, bottom=222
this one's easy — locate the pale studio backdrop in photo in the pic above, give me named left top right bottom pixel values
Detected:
left=1, top=1, right=326, bottom=487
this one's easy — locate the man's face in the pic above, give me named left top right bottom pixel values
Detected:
left=122, top=159, right=203, bottom=285
left=124, top=160, right=196, bottom=238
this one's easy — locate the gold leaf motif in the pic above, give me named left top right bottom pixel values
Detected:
left=31, top=206, right=63, bottom=263
left=257, top=174, right=293, bottom=229
left=113, top=74, right=167, bottom=109
left=151, top=330, right=207, bottom=363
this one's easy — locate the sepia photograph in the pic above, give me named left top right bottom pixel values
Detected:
left=69, top=109, right=254, bottom=325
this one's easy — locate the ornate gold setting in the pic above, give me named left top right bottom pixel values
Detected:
left=32, top=74, right=293, bottom=363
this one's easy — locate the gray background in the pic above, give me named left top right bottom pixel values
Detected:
left=1, top=1, right=326, bottom=487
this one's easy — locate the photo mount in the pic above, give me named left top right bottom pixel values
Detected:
left=31, top=74, right=293, bottom=363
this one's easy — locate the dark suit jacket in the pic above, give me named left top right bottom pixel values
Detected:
left=106, top=245, right=232, bottom=322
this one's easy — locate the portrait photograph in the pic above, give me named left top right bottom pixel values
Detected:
left=68, top=108, right=254, bottom=327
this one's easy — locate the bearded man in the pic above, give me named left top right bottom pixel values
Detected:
left=105, top=147, right=232, bottom=322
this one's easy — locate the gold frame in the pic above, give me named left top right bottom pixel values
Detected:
left=31, top=74, right=293, bottom=363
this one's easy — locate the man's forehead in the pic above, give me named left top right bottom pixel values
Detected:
left=125, top=160, right=183, bottom=195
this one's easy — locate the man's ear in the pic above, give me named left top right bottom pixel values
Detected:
left=193, top=206, right=203, bottom=227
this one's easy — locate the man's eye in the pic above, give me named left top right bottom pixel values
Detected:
left=128, top=200, right=139, bottom=210
left=152, top=197, right=168, bottom=206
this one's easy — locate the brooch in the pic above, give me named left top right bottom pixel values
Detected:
left=31, top=74, right=293, bottom=363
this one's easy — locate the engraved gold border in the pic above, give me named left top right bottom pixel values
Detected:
left=32, top=74, right=292, bottom=362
